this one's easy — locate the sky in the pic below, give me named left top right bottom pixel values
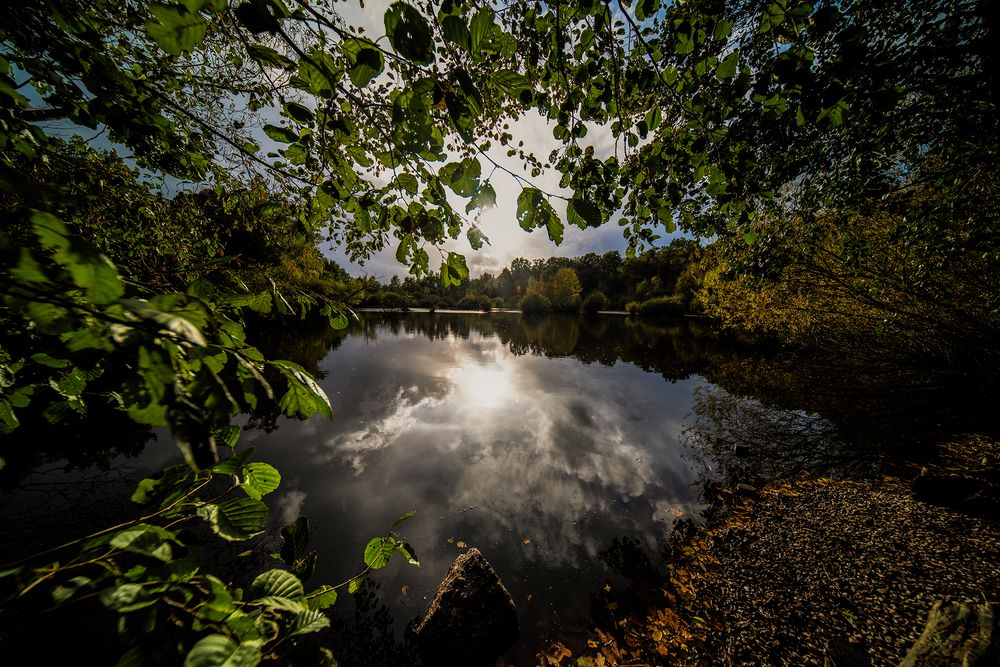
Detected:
left=321, top=0, right=685, bottom=280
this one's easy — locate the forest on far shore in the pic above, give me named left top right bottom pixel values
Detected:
left=357, top=238, right=703, bottom=317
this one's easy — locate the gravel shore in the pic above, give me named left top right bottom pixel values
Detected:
left=682, top=477, right=1000, bottom=665
left=557, top=435, right=1000, bottom=666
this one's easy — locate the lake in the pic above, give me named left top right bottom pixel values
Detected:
left=2, top=311, right=993, bottom=664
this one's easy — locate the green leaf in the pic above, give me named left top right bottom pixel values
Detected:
left=120, top=299, right=207, bottom=346
left=393, top=173, right=419, bottom=195
left=384, top=2, right=435, bottom=65
left=295, top=50, right=340, bottom=97
left=216, top=425, right=242, bottom=449
left=516, top=188, right=560, bottom=243
left=197, top=497, right=268, bottom=541
left=241, top=462, right=281, bottom=500
left=714, top=20, right=734, bottom=41
left=817, top=99, right=849, bottom=129
left=262, top=124, right=298, bottom=143
left=363, top=536, right=397, bottom=570
left=31, top=212, right=124, bottom=304
left=396, top=234, right=415, bottom=264
left=395, top=541, right=421, bottom=567
left=716, top=51, right=739, bottom=80
left=146, top=3, right=208, bottom=56
left=247, top=44, right=295, bottom=70
left=306, top=585, right=338, bottom=610
left=184, top=635, right=261, bottom=667
left=291, top=609, right=330, bottom=636
left=447, top=252, right=469, bottom=283
left=470, top=8, right=495, bottom=57
left=283, top=102, right=314, bottom=124
left=110, top=524, right=177, bottom=561
left=212, top=445, right=254, bottom=475
left=271, top=360, right=332, bottom=419
left=635, top=0, right=661, bottom=22
left=547, top=215, right=564, bottom=244
left=644, top=106, right=662, bottom=133
left=343, top=37, right=384, bottom=87
left=280, top=516, right=310, bottom=565
left=491, top=70, right=531, bottom=96
left=439, top=158, right=481, bottom=197
left=250, top=595, right=304, bottom=613
left=0, top=400, right=17, bottom=433
left=389, top=510, right=416, bottom=528
left=567, top=198, right=603, bottom=229
left=10, top=248, right=47, bottom=284
left=442, top=15, right=470, bottom=51
left=347, top=574, right=364, bottom=594
left=30, top=352, right=70, bottom=368
left=467, top=227, right=487, bottom=250
left=328, top=310, right=349, bottom=330
left=250, top=569, right=305, bottom=601
left=130, top=464, right=191, bottom=505
left=466, top=182, right=497, bottom=213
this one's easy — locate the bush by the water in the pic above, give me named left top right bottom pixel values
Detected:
left=520, top=291, right=551, bottom=314
left=366, top=290, right=413, bottom=310
left=458, top=294, right=492, bottom=311
left=631, top=296, right=686, bottom=318
left=582, top=291, right=608, bottom=313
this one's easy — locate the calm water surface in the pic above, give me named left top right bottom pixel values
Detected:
left=248, top=313, right=710, bottom=661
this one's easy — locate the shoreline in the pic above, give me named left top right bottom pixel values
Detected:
left=553, top=434, right=1000, bottom=666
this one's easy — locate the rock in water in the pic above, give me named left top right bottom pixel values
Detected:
left=898, top=601, right=996, bottom=666
left=415, top=548, right=519, bottom=665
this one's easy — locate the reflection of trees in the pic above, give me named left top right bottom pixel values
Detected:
left=324, top=579, right=420, bottom=667
left=683, top=387, right=878, bottom=489
left=249, top=316, right=347, bottom=379
left=0, top=405, right=153, bottom=490
left=352, top=312, right=735, bottom=385
left=257, top=311, right=998, bottom=484
left=700, top=353, right=1000, bottom=457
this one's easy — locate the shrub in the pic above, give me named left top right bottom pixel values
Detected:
left=625, top=300, right=641, bottom=314
left=458, top=294, right=492, bottom=311
left=582, top=290, right=608, bottom=313
left=520, top=291, right=551, bottom=314
left=376, top=290, right=412, bottom=311
left=636, top=295, right=686, bottom=318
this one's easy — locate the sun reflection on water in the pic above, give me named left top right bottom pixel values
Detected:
left=448, top=357, right=516, bottom=408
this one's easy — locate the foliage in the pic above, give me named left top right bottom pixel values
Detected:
left=2, top=0, right=999, bottom=659
left=520, top=291, right=551, bottom=315
left=546, top=268, right=583, bottom=312
left=0, top=441, right=420, bottom=664
left=635, top=296, right=687, bottom=319
left=457, top=293, right=491, bottom=312
left=358, top=240, right=702, bottom=313
left=582, top=290, right=608, bottom=314
left=697, top=189, right=1000, bottom=362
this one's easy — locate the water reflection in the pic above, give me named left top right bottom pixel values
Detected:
left=240, top=311, right=1000, bottom=664
left=4, top=311, right=996, bottom=664
left=244, top=314, right=707, bottom=663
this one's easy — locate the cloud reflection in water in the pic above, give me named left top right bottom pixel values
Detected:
left=253, top=315, right=707, bottom=657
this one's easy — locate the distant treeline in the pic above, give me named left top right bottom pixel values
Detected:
left=358, top=238, right=703, bottom=316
